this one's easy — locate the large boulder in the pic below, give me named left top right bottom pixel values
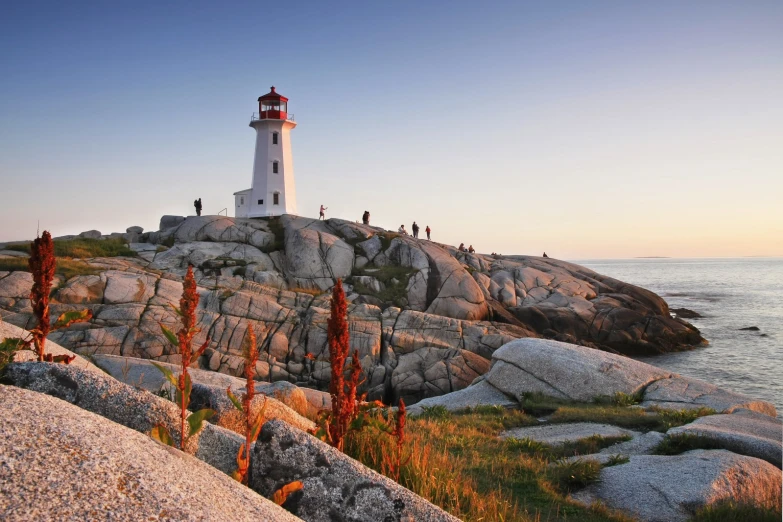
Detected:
left=667, top=409, right=782, bottom=467
left=640, top=375, right=777, bottom=416
left=420, top=241, right=488, bottom=321
left=391, top=347, right=490, bottom=404
left=283, top=217, right=354, bottom=290
left=570, top=450, right=782, bottom=522
left=0, top=386, right=301, bottom=522
left=250, top=419, right=460, bottom=522
left=485, top=338, right=672, bottom=402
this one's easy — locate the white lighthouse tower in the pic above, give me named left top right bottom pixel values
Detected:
left=234, top=87, right=297, bottom=218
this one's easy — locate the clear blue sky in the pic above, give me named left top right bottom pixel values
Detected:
left=1, top=1, right=781, bottom=258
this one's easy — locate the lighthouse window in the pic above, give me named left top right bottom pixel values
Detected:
left=272, top=132, right=278, bottom=145
left=273, top=193, right=280, bottom=205
left=258, top=199, right=263, bottom=205
left=240, top=197, right=244, bottom=205
left=272, top=161, right=279, bottom=174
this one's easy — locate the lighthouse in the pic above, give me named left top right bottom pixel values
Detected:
left=234, top=87, right=297, bottom=218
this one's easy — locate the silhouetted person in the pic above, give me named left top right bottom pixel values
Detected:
left=412, top=221, right=419, bottom=238
left=194, top=198, right=202, bottom=216
left=319, top=205, right=328, bottom=220
left=458, top=243, right=466, bottom=252
left=543, top=252, right=549, bottom=258
left=362, top=210, right=370, bottom=225
left=468, top=245, right=475, bottom=253
left=425, top=225, right=431, bottom=240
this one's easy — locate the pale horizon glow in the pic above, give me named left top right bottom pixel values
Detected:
left=1, top=1, right=781, bottom=259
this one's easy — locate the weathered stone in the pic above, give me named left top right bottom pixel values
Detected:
left=391, top=347, right=490, bottom=403
left=486, top=338, right=672, bottom=402
left=420, top=241, right=488, bottom=321
left=159, top=215, right=186, bottom=230
left=78, top=230, right=101, bottom=239
left=0, top=386, right=303, bottom=522
left=4, top=362, right=196, bottom=451
left=103, top=271, right=157, bottom=304
left=356, top=235, right=382, bottom=261
left=284, top=217, right=354, bottom=290
left=407, top=379, right=517, bottom=416
left=189, top=382, right=315, bottom=433
left=126, top=226, right=143, bottom=234
left=0, top=271, right=33, bottom=298
left=500, top=422, right=640, bottom=445
left=570, top=450, right=782, bottom=522
left=640, top=375, right=777, bottom=417
left=251, top=419, right=460, bottom=522
left=667, top=410, right=782, bottom=467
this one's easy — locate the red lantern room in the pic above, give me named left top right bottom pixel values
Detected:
left=257, top=86, right=289, bottom=120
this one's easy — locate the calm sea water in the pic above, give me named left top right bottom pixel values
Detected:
left=573, top=258, right=783, bottom=412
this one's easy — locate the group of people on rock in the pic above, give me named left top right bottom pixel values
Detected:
left=458, top=243, right=475, bottom=253
left=398, top=221, right=431, bottom=240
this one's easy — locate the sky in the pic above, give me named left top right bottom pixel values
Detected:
left=1, top=0, right=781, bottom=259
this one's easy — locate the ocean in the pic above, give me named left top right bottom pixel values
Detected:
left=574, top=257, right=783, bottom=412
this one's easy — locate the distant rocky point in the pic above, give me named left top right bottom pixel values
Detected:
left=0, top=214, right=706, bottom=404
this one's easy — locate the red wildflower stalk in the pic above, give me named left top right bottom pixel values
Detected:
left=28, top=231, right=56, bottom=361
left=326, top=279, right=363, bottom=451
left=228, top=324, right=263, bottom=484
left=386, top=399, right=408, bottom=482
left=153, top=265, right=213, bottom=450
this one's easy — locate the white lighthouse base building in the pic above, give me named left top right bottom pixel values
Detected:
left=235, top=86, right=298, bottom=218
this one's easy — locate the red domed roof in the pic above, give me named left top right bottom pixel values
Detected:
left=258, top=86, right=288, bottom=103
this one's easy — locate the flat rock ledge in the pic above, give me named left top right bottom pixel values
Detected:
left=668, top=409, right=783, bottom=467
left=570, top=450, right=782, bottom=522
left=0, top=385, right=301, bottom=522
left=500, top=422, right=639, bottom=446
left=564, top=431, right=665, bottom=465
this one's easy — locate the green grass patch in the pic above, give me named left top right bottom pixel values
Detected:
left=0, top=257, right=99, bottom=279
left=344, top=406, right=634, bottom=522
left=351, top=265, right=416, bottom=306
left=548, top=459, right=602, bottom=494
left=5, top=237, right=135, bottom=258
left=653, top=433, right=725, bottom=455
left=604, top=454, right=630, bottom=467
left=690, top=501, right=781, bottom=522
left=260, top=217, right=285, bottom=253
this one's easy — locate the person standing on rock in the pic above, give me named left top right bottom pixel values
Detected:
left=319, top=205, right=328, bottom=220
left=194, top=198, right=202, bottom=216
left=425, top=225, right=431, bottom=240
left=362, top=211, right=370, bottom=225
left=412, top=221, right=419, bottom=238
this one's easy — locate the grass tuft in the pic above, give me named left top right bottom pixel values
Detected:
left=690, top=501, right=781, bottom=522
left=653, top=433, right=725, bottom=455
left=0, top=257, right=100, bottom=279
left=6, top=237, right=136, bottom=258
left=548, top=459, right=602, bottom=493
left=604, top=454, right=630, bottom=467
